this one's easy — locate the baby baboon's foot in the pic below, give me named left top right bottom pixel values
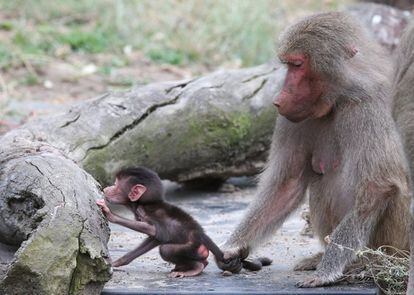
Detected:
left=169, top=261, right=205, bottom=278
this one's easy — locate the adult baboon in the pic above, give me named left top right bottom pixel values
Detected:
left=216, top=12, right=412, bottom=288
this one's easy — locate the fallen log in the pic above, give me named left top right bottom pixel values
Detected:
left=17, top=63, right=282, bottom=185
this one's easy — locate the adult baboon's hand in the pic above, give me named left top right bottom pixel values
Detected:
left=215, top=247, right=249, bottom=273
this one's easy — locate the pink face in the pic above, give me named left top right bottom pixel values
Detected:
left=103, top=178, right=130, bottom=205
left=275, top=53, right=331, bottom=122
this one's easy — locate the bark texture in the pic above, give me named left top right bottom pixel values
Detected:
left=0, top=135, right=111, bottom=294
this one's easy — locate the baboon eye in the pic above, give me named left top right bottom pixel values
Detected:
left=278, top=58, right=302, bottom=67
left=291, top=60, right=303, bottom=67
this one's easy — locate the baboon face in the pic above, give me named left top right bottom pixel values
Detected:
left=103, top=177, right=131, bottom=205
left=275, top=53, right=332, bottom=122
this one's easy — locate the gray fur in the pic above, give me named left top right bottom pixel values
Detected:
left=225, top=12, right=412, bottom=287
left=392, top=20, right=414, bottom=295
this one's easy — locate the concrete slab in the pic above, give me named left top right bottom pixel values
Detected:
left=102, top=180, right=377, bottom=295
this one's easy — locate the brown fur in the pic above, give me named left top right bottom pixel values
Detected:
left=216, top=12, right=412, bottom=287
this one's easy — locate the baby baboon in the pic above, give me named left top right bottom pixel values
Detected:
left=97, top=166, right=270, bottom=277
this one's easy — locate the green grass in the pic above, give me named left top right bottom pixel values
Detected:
left=0, top=0, right=349, bottom=69
left=0, top=21, right=13, bottom=31
left=147, top=48, right=188, bottom=65
left=20, top=73, right=40, bottom=86
left=0, top=43, right=13, bottom=69
left=58, top=29, right=111, bottom=53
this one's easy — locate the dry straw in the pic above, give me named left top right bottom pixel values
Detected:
left=340, top=245, right=409, bottom=294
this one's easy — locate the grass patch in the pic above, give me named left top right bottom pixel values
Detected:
left=147, top=48, right=187, bottom=65
left=0, top=21, right=13, bottom=31
left=0, top=44, right=13, bottom=69
left=0, top=0, right=350, bottom=68
left=58, top=29, right=110, bottom=53
left=20, top=73, right=40, bottom=86
left=12, top=30, right=51, bottom=54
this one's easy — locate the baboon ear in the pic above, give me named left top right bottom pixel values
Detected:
left=346, top=45, right=358, bottom=58
left=128, top=184, right=147, bottom=202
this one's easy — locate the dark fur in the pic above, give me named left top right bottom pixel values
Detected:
left=106, top=166, right=264, bottom=276
left=112, top=167, right=270, bottom=274
left=116, top=166, right=164, bottom=203
left=115, top=167, right=223, bottom=275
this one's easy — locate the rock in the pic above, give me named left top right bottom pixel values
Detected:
left=347, top=3, right=412, bottom=52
